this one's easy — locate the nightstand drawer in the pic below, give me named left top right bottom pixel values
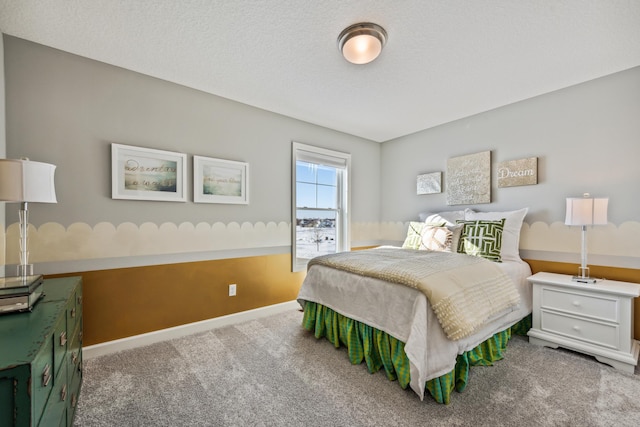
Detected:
left=541, top=287, right=618, bottom=322
left=540, top=310, right=619, bottom=349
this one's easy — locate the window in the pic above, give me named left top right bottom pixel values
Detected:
left=292, top=142, right=350, bottom=271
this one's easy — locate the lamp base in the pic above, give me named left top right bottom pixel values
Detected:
left=571, top=266, right=597, bottom=284
left=17, top=263, right=34, bottom=277
left=572, top=276, right=597, bottom=284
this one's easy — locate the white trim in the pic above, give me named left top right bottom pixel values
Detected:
left=31, top=245, right=290, bottom=275
left=519, top=250, right=640, bottom=269
left=83, top=300, right=300, bottom=359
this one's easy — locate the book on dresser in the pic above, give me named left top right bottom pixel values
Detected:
left=0, top=276, right=83, bottom=427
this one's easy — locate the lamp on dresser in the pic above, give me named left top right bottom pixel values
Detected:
left=564, top=193, right=608, bottom=283
left=0, top=158, right=57, bottom=313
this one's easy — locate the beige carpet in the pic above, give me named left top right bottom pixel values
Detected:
left=74, top=309, right=640, bottom=426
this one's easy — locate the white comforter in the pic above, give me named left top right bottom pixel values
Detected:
left=297, top=253, right=532, bottom=400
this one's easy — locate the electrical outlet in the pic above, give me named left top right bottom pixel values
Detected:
left=229, top=284, right=237, bottom=297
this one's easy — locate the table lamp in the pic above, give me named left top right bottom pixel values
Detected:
left=564, top=193, right=608, bottom=283
left=0, top=158, right=56, bottom=313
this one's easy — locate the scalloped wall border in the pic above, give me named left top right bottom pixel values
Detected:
left=2, top=220, right=638, bottom=265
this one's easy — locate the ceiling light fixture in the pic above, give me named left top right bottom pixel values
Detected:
left=338, top=22, right=387, bottom=65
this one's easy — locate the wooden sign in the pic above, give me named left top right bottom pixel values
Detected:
left=447, top=151, right=491, bottom=205
left=497, top=157, right=537, bottom=188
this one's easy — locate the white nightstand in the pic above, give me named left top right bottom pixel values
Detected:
left=527, top=272, right=640, bottom=373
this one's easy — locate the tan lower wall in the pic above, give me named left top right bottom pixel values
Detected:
left=47, top=253, right=305, bottom=346
left=525, top=259, right=640, bottom=340
left=45, top=253, right=640, bottom=346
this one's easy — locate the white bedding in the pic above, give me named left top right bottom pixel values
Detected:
left=297, top=252, right=532, bottom=400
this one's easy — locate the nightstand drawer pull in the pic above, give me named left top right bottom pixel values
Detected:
left=60, top=331, right=67, bottom=347
left=42, top=364, right=51, bottom=387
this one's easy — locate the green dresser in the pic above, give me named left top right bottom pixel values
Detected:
left=0, top=276, right=83, bottom=427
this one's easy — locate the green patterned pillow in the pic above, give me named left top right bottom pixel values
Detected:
left=402, top=222, right=427, bottom=249
left=402, top=221, right=447, bottom=249
left=456, top=219, right=505, bottom=262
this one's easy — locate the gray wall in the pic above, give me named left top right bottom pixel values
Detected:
left=3, top=35, right=380, bottom=229
left=4, top=34, right=639, bottom=271
left=380, top=66, right=640, bottom=226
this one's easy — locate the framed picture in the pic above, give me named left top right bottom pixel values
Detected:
left=497, top=157, right=538, bottom=188
left=446, top=150, right=491, bottom=205
left=417, top=171, right=442, bottom=195
left=193, top=155, right=249, bottom=204
left=111, top=143, right=187, bottom=202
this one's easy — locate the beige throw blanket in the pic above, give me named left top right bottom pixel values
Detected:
left=308, top=247, right=520, bottom=340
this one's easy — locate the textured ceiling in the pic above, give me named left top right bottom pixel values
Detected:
left=1, top=1, right=639, bottom=142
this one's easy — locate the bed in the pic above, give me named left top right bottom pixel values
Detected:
left=297, top=208, right=532, bottom=404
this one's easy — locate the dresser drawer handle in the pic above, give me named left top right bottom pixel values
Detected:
left=77, top=295, right=83, bottom=305
left=42, top=364, right=51, bottom=387
left=71, top=307, right=76, bottom=318
left=573, top=325, right=581, bottom=332
left=61, top=384, right=67, bottom=402
left=71, top=393, right=77, bottom=408
left=71, top=351, right=78, bottom=365
left=572, top=301, right=581, bottom=307
left=60, top=331, right=67, bottom=346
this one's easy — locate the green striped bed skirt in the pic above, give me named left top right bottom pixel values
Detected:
left=301, top=301, right=531, bottom=404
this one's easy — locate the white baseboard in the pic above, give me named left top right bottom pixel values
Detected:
left=83, top=300, right=300, bottom=359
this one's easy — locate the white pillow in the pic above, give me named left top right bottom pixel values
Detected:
left=420, top=223, right=463, bottom=252
left=463, top=208, right=528, bottom=262
left=419, top=210, right=465, bottom=225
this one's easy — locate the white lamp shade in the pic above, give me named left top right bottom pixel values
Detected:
left=0, top=158, right=57, bottom=203
left=565, top=196, right=608, bottom=226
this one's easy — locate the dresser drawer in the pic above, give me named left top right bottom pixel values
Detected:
left=53, top=313, right=69, bottom=382
left=541, top=287, right=619, bottom=322
left=39, top=358, right=68, bottom=427
left=540, top=310, right=620, bottom=349
left=66, top=287, right=83, bottom=335
left=33, top=335, right=55, bottom=424
left=68, top=358, right=83, bottom=424
left=68, top=325, right=82, bottom=383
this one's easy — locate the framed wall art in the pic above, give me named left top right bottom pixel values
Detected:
left=111, top=143, right=187, bottom=202
left=193, top=155, right=249, bottom=204
left=446, top=150, right=491, bottom=205
left=497, top=157, right=538, bottom=188
left=417, top=172, right=442, bottom=195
